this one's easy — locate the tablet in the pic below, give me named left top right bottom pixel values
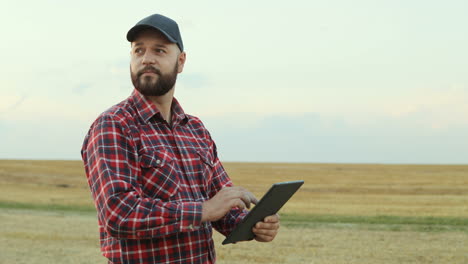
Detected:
left=222, top=180, right=304, bottom=245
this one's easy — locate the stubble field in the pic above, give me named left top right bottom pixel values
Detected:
left=0, top=160, right=467, bottom=263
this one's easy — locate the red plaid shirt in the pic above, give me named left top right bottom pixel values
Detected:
left=81, top=89, right=246, bottom=264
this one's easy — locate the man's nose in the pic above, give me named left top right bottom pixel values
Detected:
left=142, top=51, right=156, bottom=65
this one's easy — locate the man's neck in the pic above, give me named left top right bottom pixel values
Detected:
left=146, top=88, right=175, bottom=125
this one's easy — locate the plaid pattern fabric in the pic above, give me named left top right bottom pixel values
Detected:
left=81, top=89, right=246, bottom=264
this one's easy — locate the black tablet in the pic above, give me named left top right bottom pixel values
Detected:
left=222, top=180, right=304, bottom=245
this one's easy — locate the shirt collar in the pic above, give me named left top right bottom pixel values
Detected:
left=130, top=89, right=188, bottom=125
left=171, top=97, right=189, bottom=125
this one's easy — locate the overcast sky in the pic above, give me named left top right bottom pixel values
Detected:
left=1, top=0, right=467, bottom=164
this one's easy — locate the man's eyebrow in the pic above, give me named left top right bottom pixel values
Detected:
left=132, top=42, right=168, bottom=48
left=152, top=43, right=168, bottom=48
left=132, top=42, right=144, bottom=47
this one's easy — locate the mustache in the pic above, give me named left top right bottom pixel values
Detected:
left=137, top=66, right=162, bottom=77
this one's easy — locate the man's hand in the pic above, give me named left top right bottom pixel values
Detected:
left=202, top=187, right=258, bottom=222
left=252, top=214, right=280, bottom=242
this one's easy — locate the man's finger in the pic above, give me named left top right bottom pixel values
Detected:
left=226, top=187, right=258, bottom=205
left=255, top=222, right=280, bottom=230
left=264, top=214, right=280, bottom=223
left=232, top=198, right=247, bottom=210
left=254, top=233, right=275, bottom=242
left=240, top=193, right=252, bottom=209
left=237, top=191, right=257, bottom=209
left=253, top=227, right=277, bottom=237
left=249, top=192, right=259, bottom=205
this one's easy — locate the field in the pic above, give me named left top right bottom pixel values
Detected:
left=0, top=160, right=467, bottom=263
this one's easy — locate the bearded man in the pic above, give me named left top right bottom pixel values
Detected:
left=81, top=14, right=280, bottom=264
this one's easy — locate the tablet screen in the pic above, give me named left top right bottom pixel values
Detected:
left=222, top=180, right=304, bottom=245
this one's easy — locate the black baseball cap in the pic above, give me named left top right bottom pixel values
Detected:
left=127, top=14, right=184, bottom=52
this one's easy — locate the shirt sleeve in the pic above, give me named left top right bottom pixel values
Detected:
left=210, top=160, right=248, bottom=236
left=204, top=133, right=248, bottom=236
left=81, top=115, right=203, bottom=240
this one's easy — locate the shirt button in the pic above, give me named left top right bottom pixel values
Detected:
left=156, top=159, right=161, bottom=165
left=188, top=224, right=193, bottom=230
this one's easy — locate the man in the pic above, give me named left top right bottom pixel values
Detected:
left=81, top=14, right=280, bottom=264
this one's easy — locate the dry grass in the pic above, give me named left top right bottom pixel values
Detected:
left=1, top=160, right=468, bottom=263
left=1, top=209, right=467, bottom=264
left=2, top=160, right=467, bottom=217
left=214, top=226, right=468, bottom=264
left=224, top=162, right=468, bottom=217
left=0, top=160, right=93, bottom=207
left=0, top=209, right=101, bottom=264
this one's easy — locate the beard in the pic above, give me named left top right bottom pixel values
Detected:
left=131, top=62, right=178, bottom=96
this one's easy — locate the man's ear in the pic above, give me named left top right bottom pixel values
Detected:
left=177, top=52, right=186, bottom=73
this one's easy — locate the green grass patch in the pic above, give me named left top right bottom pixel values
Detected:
left=282, top=213, right=468, bottom=226
left=2, top=201, right=467, bottom=233
left=0, top=201, right=95, bottom=213
left=281, top=213, right=468, bottom=232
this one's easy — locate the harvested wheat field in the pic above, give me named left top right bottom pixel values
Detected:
left=0, top=160, right=467, bottom=263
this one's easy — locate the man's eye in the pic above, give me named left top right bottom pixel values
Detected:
left=134, top=48, right=143, bottom=54
left=155, top=49, right=165, bottom=54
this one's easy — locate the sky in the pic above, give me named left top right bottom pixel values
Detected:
left=1, top=0, right=467, bottom=164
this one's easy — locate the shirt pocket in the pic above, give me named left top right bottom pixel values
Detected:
left=197, top=149, right=215, bottom=167
left=138, top=148, right=179, bottom=201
